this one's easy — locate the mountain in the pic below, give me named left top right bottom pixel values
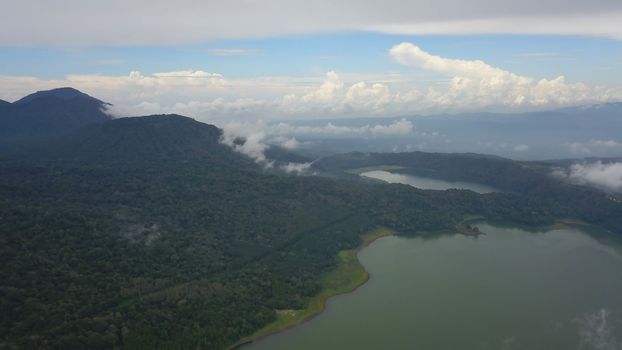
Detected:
left=1, top=94, right=620, bottom=349
left=0, top=99, right=10, bottom=107
left=313, top=151, right=622, bottom=231
left=0, top=87, right=112, bottom=148
left=1, top=112, right=563, bottom=349
left=14, top=87, right=105, bottom=105
left=32, top=114, right=228, bottom=161
left=555, top=101, right=622, bottom=117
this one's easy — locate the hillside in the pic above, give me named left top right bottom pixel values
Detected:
left=313, top=151, right=622, bottom=232
left=1, top=114, right=520, bottom=349
left=28, top=114, right=230, bottom=162
left=1, top=112, right=620, bottom=349
left=0, top=88, right=112, bottom=147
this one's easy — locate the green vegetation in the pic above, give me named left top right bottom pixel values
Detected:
left=233, top=227, right=394, bottom=347
left=1, top=115, right=619, bottom=349
left=314, top=151, right=622, bottom=234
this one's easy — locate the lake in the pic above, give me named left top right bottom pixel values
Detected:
left=244, top=224, right=622, bottom=350
left=360, top=170, right=497, bottom=193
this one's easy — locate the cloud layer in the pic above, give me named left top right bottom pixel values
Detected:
left=1, top=0, right=622, bottom=45
left=389, top=43, right=613, bottom=108
left=554, top=162, right=622, bottom=192
left=1, top=44, right=621, bottom=119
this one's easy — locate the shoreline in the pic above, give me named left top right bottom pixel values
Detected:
left=229, top=226, right=394, bottom=349
left=228, top=218, right=603, bottom=349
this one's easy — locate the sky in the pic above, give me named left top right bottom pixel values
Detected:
left=1, top=0, right=622, bottom=189
left=1, top=0, right=622, bottom=123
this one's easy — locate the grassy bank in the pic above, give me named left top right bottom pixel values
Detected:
left=231, top=226, right=394, bottom=349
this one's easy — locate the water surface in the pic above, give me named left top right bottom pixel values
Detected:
left=360, top=170, right=497, bottom=193
left=245, top=224, right=622, bottom=350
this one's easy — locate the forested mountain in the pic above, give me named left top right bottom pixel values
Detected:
left=13, top=87, right=104, bottom=105
left=0, top=88, right=111, bottom=147
left=1, top=92, right=621, bottom=349
left=313, top=151, right=622, bottom=232
left=28, top=114, right=228, bottom=162
left=0, top=112, right=568, bottom=349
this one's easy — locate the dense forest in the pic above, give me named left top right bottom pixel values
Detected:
left=1, top=108, right=620, bottom=348
left=313, top=151, right=622, bottom=233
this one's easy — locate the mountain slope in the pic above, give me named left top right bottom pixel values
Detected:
left=313, top=151, right=622, bottom=232
left=0, top=88, right=112, bottom=147
left=1, top=113, right=561, bottom=349
left=33, top=114, right=230, bottom=161
left=14, top=87, right=104, bottom=105
left=3, top=106, right=621, bottom=349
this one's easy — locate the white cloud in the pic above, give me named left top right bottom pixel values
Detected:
left=553, top=162, right=622, bottom=192
left=220, top=121, right=269, bottom=163
left=271, top=136, right=300, bottom=149
left=218, top=118, right=416, bottom=165
left=1, top=43, right=621, bottom=118
left=591, top=139, right=622, bottom=148
left=565, top=139, right=622, bottom=155
left=389, top=43, right=612, bottom=108
left=219, top=121, right=315, bottom=174
left=281, top=162, right=313, bottom=174
left=1, top=1, right=621, bottom=46
left=280, top=71, right=395, bottom=115
left=514, top=144, right=529, bottom=152
left=301, top=71, right=344, bottom=104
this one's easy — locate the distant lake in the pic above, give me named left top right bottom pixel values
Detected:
left=244, top=224, right=622, bottom=350
left=360, top=170, right=497, bottom=193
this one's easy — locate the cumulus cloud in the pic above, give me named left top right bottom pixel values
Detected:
left=1, top=44, right=621, bottom=118
left=389, top=43, right=617, bottom=109
left=1, top=1, right=621, bottom=46
left=565, top=139, right=622, bottom=155
left=553, top=162, right=622, bottom=192
left=281, top=71, right=395, bottom=115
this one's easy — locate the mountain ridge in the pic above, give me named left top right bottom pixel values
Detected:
left=28, top=114, right=237, bottom=163
left=0, top=87, right=113, bottom=148
left=14, top=87, right=105, bottom=105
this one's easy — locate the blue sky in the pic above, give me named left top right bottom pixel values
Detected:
left=1, top=0, right=622, bottom=120
left=2, top=0, right=622, bottom=165
left=2, top=33, right=621, bottom=85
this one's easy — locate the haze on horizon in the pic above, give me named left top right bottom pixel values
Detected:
left=1, top=1, right=621, bottom=163
left=4, top=3, right=622, bottom=349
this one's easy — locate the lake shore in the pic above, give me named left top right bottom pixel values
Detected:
left=229, top=226, right=394, bottom=349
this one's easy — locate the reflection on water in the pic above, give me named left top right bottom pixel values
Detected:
left=360, top=170, right=497, bottom=193
left=245, top=224, right=622, bottom=350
